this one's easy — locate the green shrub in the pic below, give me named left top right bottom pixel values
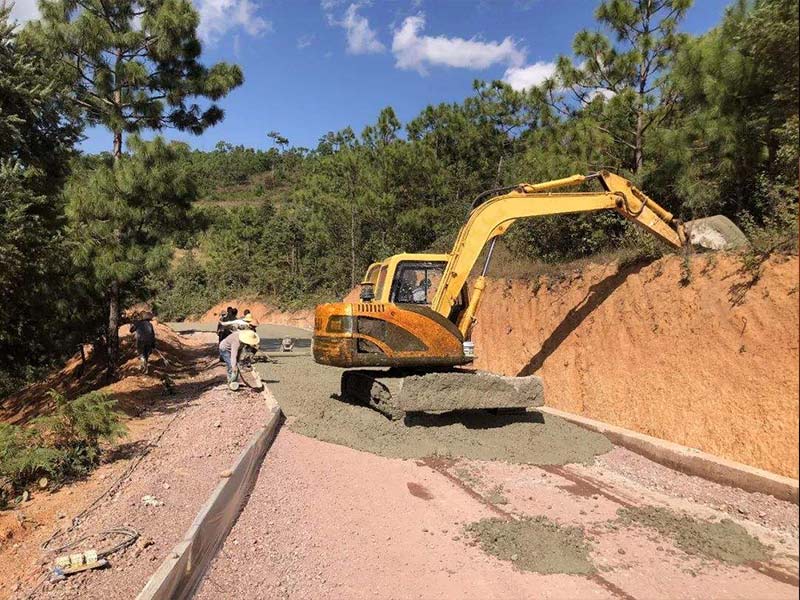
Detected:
left=0, top=423, right=62, bottom=502
left=0, top=390, right=126, bottom=508
left=732, top=179, right=798, bottom=303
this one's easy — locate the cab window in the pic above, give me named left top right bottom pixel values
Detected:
left=390, top=261, right=446, bottom=304
left=375, top=266, right=389, bottom=300
left=364, top=264, right=380, bottom=284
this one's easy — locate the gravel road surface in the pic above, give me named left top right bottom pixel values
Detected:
left=18, top=333, right=270, bottom=600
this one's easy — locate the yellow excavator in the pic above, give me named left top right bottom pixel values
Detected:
left=313, top=171, right=745, bottom=419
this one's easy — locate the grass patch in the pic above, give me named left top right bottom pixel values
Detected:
left=0, top=390, right=126, bottom=508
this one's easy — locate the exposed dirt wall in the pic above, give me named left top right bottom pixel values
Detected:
left=197, top=298, right=314, bottom=330
left=471, top=254, right=799, bottom=479
left=0, top=321, right=208, bottom=425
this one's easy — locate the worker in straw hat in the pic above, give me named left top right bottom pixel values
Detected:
left=218, top=328, right=261, bottom=388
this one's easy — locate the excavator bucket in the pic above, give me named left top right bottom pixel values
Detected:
left=684, top=215, right=749, bottom=251
left=341, top=369, right=544, bottom=420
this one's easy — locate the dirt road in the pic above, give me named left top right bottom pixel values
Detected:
left=4, top=332, right=270, bottom=600
left=7, top=324, right=796, bottom=599
left=195, top=325, right=799, bottom=600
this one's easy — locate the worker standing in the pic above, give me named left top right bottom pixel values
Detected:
left=220, top=312, right=254, bottom=331
left=242, top=309, right=259, bottom=331
left=218, top=329, right=260, bottom=388
left=217, top=306, right=238, bottom=344
left=129, top=314, right=156, bottom=374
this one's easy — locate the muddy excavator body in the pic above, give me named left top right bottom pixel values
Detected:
left=314, top=254, right=472, bottom=369
left=313, top=171, right=747, bottom=419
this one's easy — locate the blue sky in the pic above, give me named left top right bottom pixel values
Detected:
left=11, top=0, right=734, bottom=154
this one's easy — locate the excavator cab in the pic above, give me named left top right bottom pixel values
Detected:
left=314, top=253, right=471, bottom=369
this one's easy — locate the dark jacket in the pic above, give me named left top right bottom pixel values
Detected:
left=130, top=320, right=155, bottom=350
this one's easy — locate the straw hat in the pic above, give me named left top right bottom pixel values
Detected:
left=239, top=330, right=260, bottom=347
left=242, top=313, right=253, bottom=323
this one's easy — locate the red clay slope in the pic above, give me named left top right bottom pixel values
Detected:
left=471, top=253, right=799, bottom=479
left=0, top=321, right=209, bottom=425
left=198, top=298, right=314, bottom=330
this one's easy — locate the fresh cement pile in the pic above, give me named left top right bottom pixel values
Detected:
left=618, top=506, right=772, bottom=564
left=466, top=517, right=594, bottom=574
left=256, top=356, right=612, bottom=464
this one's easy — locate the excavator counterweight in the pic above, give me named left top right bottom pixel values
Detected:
left=313, top=171, right=747, bottom=420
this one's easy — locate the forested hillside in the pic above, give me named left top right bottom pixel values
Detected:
left=1, top=0, right=798, bottom=395
left=152, top=0, right=798, bottom=316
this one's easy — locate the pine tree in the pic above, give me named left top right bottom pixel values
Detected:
left=1, top=5, right=86, bottom=391
left=544, top=0, right=691, bottom=172
left=65, top=136, right=197, bottom=361
left=23, top=0, right=243, bottom=372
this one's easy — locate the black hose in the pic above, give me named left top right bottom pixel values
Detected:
left=470, top=185, right=518, bottom=209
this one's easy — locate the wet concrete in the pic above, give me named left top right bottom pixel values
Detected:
left=618, top=506, right=771, bottom=564
left=254, top=352, right=612, bottom=466
left=466, top=516, right=594, bottom=575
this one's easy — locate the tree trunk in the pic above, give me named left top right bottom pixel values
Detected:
left=106, top=280, right=120, bottom=378
left=113, top=130, right=123, bottom=160
left=633, top=108, right=644, bottom=173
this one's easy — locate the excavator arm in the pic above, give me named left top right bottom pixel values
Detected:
left=430, top=171, right=686, bottom=337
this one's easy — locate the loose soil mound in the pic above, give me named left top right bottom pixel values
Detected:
left=466, top=516, right=594, bottom=574
left=196, top=298, right=313, bottom=329
left=472, top=253, right=799, bottom=478
left=0, top=321, right=210, bottom=425
left=618, top=506, right=771, bottom=564
left=255, top=355, right=612, bottom=465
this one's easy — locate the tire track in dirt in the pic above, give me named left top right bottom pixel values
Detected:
left=417, top=457, right=514, bottom=519
left=540, top=465, right=640, bottom=509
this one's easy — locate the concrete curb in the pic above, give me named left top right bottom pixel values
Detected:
left=137, top=374, right=282, bottom=600
left=538, top=406, right=799, bottom=505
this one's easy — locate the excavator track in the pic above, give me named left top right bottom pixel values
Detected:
left=341, top=368, right=544, bottom=420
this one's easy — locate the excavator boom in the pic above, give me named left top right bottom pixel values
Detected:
left=432, top=171, right=685, bottom=337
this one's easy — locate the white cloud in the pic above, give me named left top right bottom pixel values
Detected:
left=196, top=0, right=272, bottom=45
left=5, top=0, right=40, bottom=24
left=588, top=88, right=616, bottom=100
left=392, top=14, right=524, bottom=74
left=503, top=61, right=556, bottom=90
left=335, top=3, right=384, bottom=55
left=297, top=33, right=315, bottom=49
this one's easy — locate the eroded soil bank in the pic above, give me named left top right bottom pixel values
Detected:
left=196, top=298, right=314, bottom=330
left=472, top=254, right=799, bottom=478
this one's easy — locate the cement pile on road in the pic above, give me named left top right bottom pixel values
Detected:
left=256, top=356, right=612, bottom=465
left=618, top=506, right=771, bottom=564
left=466, top=517, right=594, bottom=574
